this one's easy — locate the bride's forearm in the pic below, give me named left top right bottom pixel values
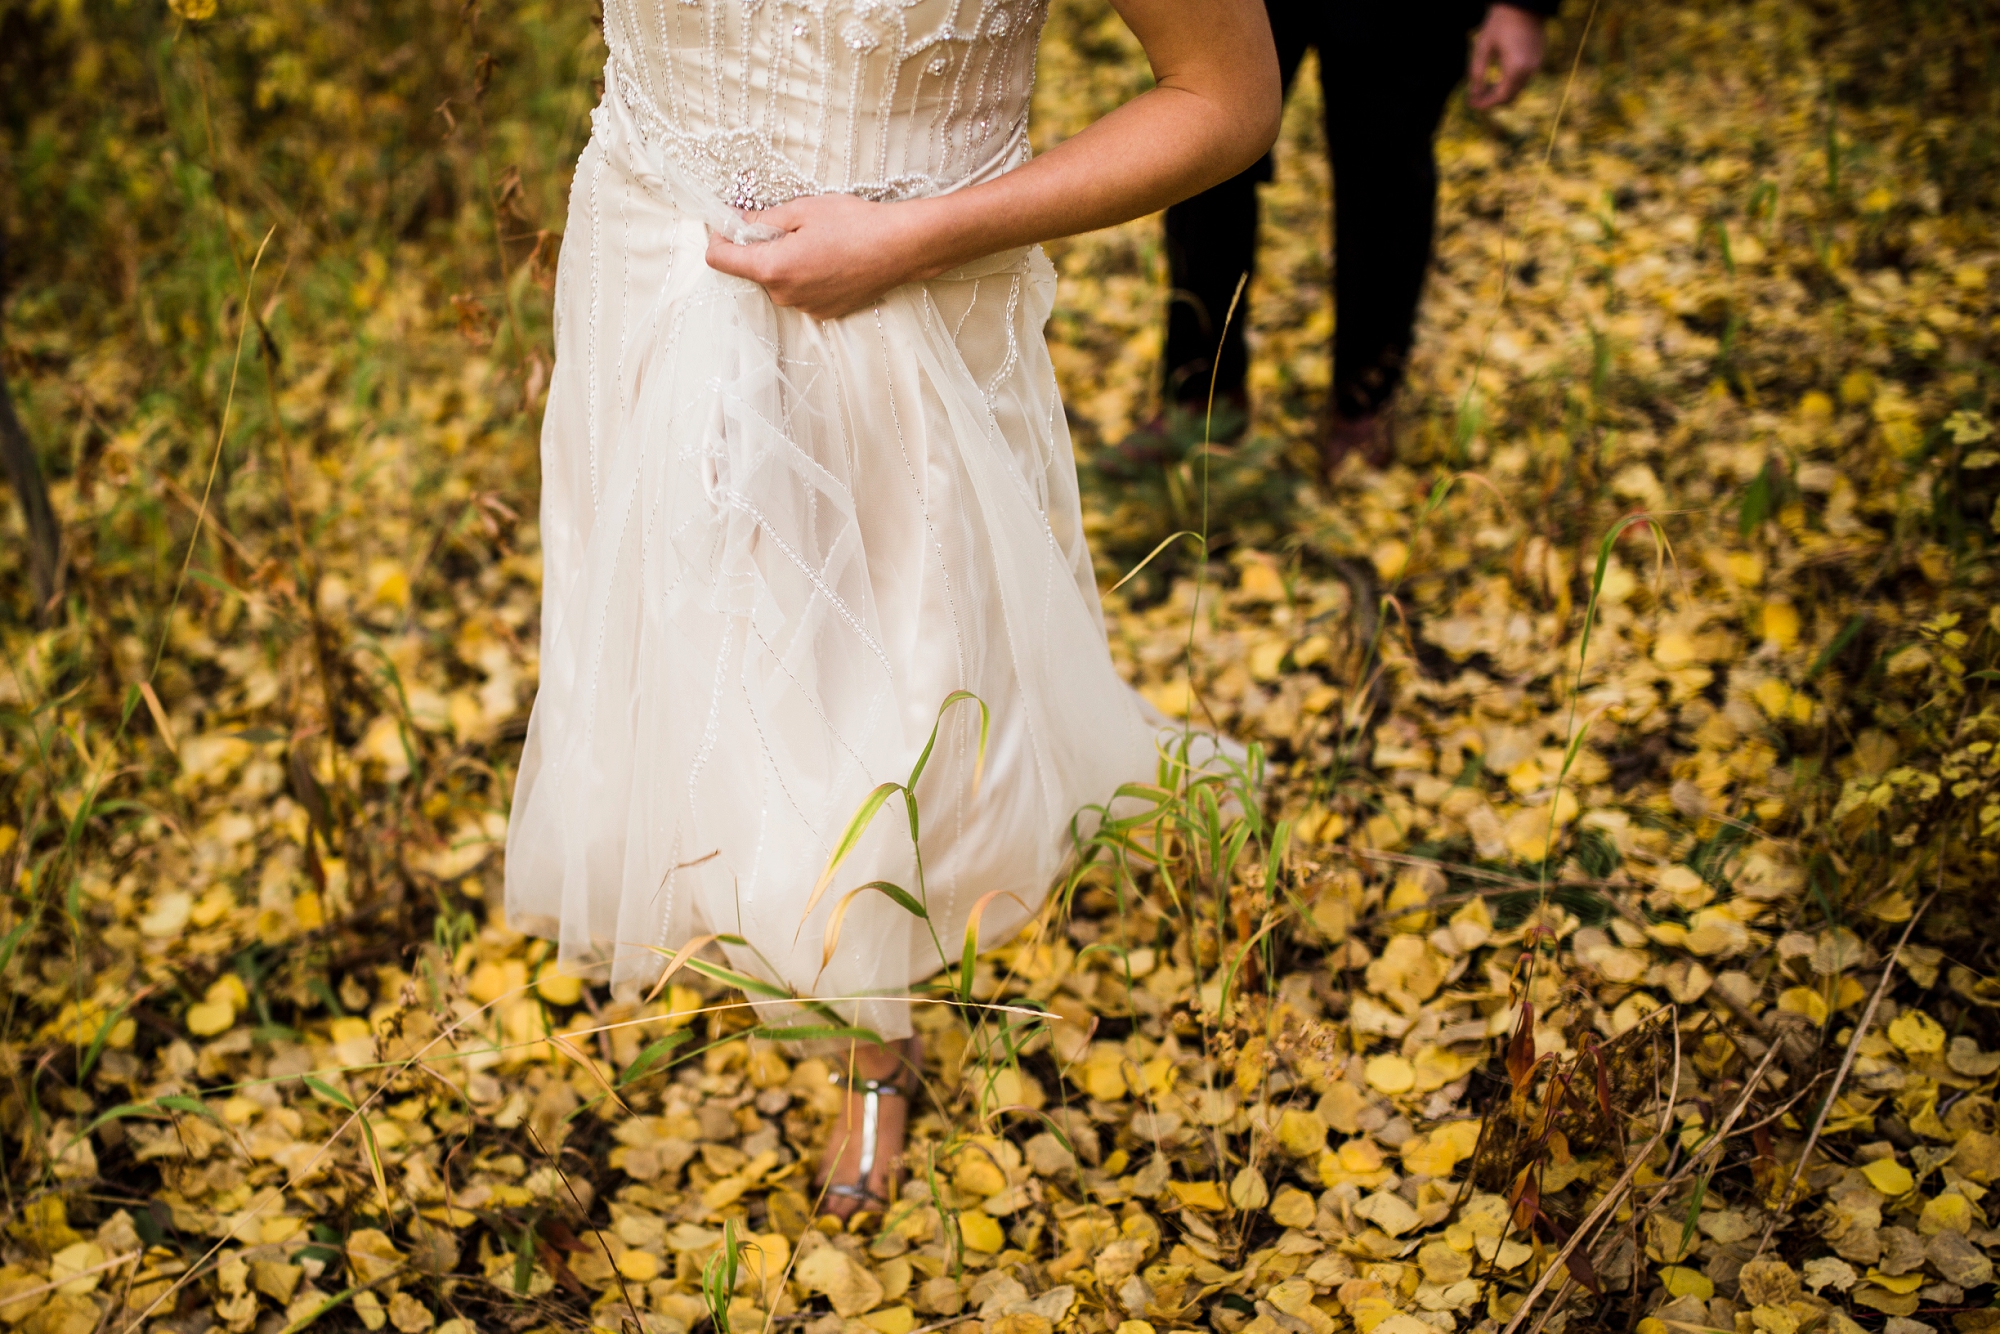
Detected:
left=704, top=0, right=1278, bottom=320
left=901, top=43, right=1283, bottom=278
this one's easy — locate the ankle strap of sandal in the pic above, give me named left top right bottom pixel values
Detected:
left=828, top=1070, right=906, bottom=1097
left=827, top=1068, right=906, bottom=1207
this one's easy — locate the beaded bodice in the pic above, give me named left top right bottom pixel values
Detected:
left=601, top=0, right=1049, bottom=212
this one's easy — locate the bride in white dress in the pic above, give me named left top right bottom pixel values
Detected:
left=505, top=0, right=1278, bottom=1210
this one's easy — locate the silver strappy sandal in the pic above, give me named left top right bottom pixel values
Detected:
left=822, top=1068, right=906, bottom=1210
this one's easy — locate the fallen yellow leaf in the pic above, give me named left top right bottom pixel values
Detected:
left=185, top=1001, right=235, bottom=1037
left=1887, top=1009, right=1945, bottom=1056
left=957, top=1210, right=1004, bottom=1254
left=1919, top=1191, right=1973, bottom=1236
left=1364, top=1054, right=1415, bottom=1094
left=1166, top=1180, right=1226, bottom=1212
left=1861, top=1157, right=1914, bottom=1196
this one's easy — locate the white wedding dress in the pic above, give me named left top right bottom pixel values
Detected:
left=506, top=0, right=1192, bottom=1038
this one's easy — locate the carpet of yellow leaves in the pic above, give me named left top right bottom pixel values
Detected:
left=3, top=7, right=2000, bottom=1334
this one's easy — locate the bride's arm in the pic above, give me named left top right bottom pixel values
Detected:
left=705, top=0, right=1281, bottom=321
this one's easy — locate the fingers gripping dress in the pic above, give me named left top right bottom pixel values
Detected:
left=505, top=0, right=1165, bottom=1039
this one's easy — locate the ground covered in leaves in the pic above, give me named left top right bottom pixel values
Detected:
left=3, top=9, right=2000, bottom=1334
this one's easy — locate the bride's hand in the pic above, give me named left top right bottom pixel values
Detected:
left=704, top=194, right=935, bottom=321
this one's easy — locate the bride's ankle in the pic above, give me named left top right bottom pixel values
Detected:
left=816, top=1040, right=915, bottom=1217
left=841, top=1040, right=906, bottom=1082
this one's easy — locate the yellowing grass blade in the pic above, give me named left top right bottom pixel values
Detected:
left=681, top=955, right=792, bottom=1000
left=750, top=1022, right=882, bottom=1044
left=1216, top=915, right=1279, bottom=1023
left=803, top=696, right=992, bottom=948
left=138, top=682, right=178, bottom=756
left=802, top=780, right=905, bottom=930
left=1109, top=529, right=1205, bottom=595
left=818, top=880, right=927, bottom=982
left=357, top=1111, right=393, bottom=1215
left=549, top=1032, right=630, bottom=1115
left=907, top=690, right=990, bottom=799
left=640, top=933, right=727, bottom=1004
left=959, top=889, right=1029, bottom=999
left=640, top=932, right=773, bottom=1005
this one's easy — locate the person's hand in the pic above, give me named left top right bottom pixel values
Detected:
left=1466, top=3, right=1547, bottom=111
left=704, top=194, right=937, bottom=321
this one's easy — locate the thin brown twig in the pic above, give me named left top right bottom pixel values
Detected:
left=155, top=470, right=262, bottom=571
left=93, top=1246, right=138, bottom=1334
left=1726, top=1073, right=1829, bottom=1142
left=1753, top=892, right=1936, bottom=1258
left=1704, top=979, right=1777, bottom=1042
left=526, top=1123, right=647, bottom=1334
left=1634, top=1032, right=1789, bottom=1213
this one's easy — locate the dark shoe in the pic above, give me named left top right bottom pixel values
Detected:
left=1102, top=392, right=1250, bottom=477
left=1321, top=409, right=1394, bottom=477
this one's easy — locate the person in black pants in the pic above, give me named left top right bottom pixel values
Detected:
left=1146, top=0, right=1557, bottom=473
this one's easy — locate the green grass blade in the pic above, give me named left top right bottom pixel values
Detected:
left=1807, top=612, right=1868, bottom=680
left=682, top=955, right=792, bottom=1000
left=301, top=1076, right=356, bottom=1110
left=78, top=1000, right=134, bottom=1082
left=156, top=1093, right=224, bottom=1124
left=805, top=780, right=905, bottom=919
left=618, top=1030, right=693, bottom=1087
left=906, top=690, right=990, bottom=796
left=0, top=917, right=34, bottom=973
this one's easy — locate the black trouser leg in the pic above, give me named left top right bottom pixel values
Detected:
left=1161, top=168, right=1263, bottom=405
left=1160, top=2, right=1313, bottom=406
left=1323, top=15, right=1471, bottom=420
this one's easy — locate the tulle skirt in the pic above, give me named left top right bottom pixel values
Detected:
left=503, top=89, right=1175, bottom=1040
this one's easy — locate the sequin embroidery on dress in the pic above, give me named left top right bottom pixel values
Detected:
left=603, top=0, right=1047, bottom=211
